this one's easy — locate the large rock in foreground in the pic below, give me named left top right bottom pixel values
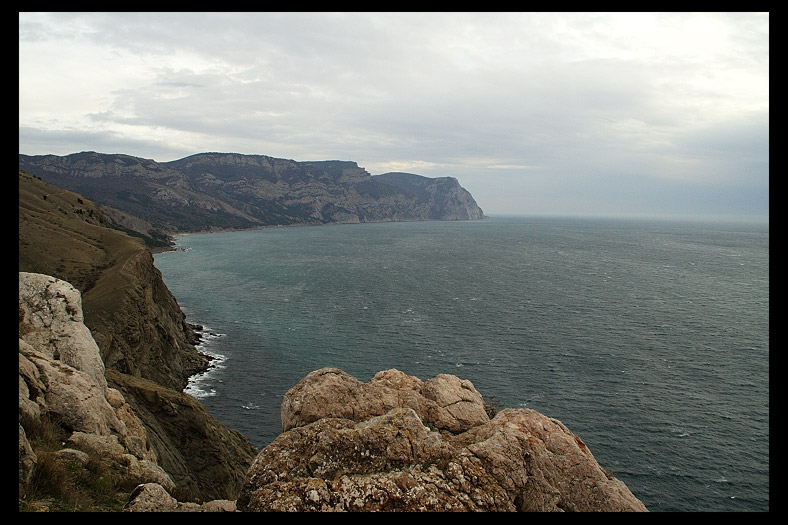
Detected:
left=238, top=368, right=648, bottom=512
left=19, top=272, right=173, bottom=492
left=19, top=272, right=257, bottom=507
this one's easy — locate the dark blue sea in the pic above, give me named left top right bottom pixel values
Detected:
left=153, top=215, right=769, bottom=512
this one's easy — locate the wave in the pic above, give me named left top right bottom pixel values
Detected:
left=184, top=325, right=228, bottom=399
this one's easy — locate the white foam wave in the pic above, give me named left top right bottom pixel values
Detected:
left=184, top=325, right=228, bottom=399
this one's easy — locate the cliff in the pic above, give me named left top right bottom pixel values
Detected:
left=19, top=171, right=205, bottom=390
left=18, top=152, right=485, bottom=236
left=373, top=172, right=485, bottom=221
left=18, top=172, right=257, bottom=508
left=18, top=271, right=647, bottom=512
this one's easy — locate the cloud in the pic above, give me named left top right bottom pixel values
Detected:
left=19, top=12, right=769, bottom=218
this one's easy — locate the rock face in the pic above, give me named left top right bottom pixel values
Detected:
left=19, top=172, right=257, bottom=505
left=19, top=272, right=174, bottom=493
left=237, top=368, right=648, bottom=512
left=19, top=170, right=206, bottom=392
left=107, top=369, right=258, bottom=501
left=19, top=272, right=257, bottom=507
left=19, top=152, right=485, bottom=233
left=373, top=172, right=485, bottom=221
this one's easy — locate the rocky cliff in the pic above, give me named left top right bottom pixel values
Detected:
left=18, top=152, right=485, bottom=237
left=19, top=172, right=257, bottom=508
left=18, top=270, right=647, bottom=512
left=19, top=171, right=206, bottom=390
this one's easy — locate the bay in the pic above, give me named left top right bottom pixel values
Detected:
left=153, top=215, right=769, bottom=512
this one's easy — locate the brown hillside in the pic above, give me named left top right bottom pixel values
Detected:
left=19, top=170, right=204, bottom=388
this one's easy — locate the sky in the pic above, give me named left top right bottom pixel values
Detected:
left=19, top=12, right=769, bottom=220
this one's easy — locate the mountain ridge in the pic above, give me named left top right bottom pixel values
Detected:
left=18, top=151, right=485, bottom=243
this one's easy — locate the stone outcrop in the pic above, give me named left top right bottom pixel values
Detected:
left=280, top=368, right=490, bottom=435
left=19, top=272, right=174, bottom=493
left=123, top=483, right=236, bottom=512
left=107, top=368, right=258, bottom=501
left=237, top=368, right=648, bottom=512
left=18, top=272, right=257, bottom=507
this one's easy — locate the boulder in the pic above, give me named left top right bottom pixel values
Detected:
left=124, top=483, right=237, bottom=512
left=239, top=368, right=648, bottom=512
left=19, top=272, right=107, bottom=394
left=280, top=367, right=490, bottom=434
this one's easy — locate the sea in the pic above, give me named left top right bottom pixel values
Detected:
left=153, top=215, right=769, bottom=512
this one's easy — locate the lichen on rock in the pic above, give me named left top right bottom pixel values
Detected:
left=238, top=367, right=648, bottom=512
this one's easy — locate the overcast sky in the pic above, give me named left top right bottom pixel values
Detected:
left=19, top=12, right=769, bottom=220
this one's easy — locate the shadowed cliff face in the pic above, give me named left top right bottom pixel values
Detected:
left=18, top=152, right=485, bottom=233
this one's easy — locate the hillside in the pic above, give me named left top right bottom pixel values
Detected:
left=18, top=152, right=485, bottom=235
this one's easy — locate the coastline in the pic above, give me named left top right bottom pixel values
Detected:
left=150, top=216, right=491, bottom=254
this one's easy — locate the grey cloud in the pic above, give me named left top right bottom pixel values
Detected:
left=19, top=12, right=769, bottom=219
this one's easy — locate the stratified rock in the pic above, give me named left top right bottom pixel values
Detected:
left=107, top=369, right=258, bottom=502
left=19, top=152, right=485, bottom=233
left=239, top=369, right=648, bottom=512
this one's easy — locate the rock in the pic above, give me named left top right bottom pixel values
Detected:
left=239, top=369, right=648, bottom=512
left=18, top=272, right=174, bottom=495
left=19, top=424, right=36, bottom=485
left=19, top=272, right=108, bottom=394
left=450, top=408, right=648, bottom=512
left=280, top=367, right=490, bottom=435
left=54, top=448, right=90, bottom=466
left=124, top=483, right=237, bottom=512
left=124, top=483, right=180, bottom=512
left=107, top=369, right=258, bottom=502
left=19, top=152, right=485, bottom=234
left=19, top=173, right=258, bottom=504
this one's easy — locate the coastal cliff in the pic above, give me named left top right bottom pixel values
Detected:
left=19, top=170, right=646, bottom=511
left=19, top=171, right=257, bottom=507
left=18, top=152, right=485, bottom=239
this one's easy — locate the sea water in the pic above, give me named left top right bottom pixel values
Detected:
left=153, top=215, right=769, bottom=512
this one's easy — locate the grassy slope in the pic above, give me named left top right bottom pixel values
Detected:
left=19, top=170, right=143, bottom=294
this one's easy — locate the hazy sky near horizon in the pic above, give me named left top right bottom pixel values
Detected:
left=19, top=12, right=769, bottom=219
